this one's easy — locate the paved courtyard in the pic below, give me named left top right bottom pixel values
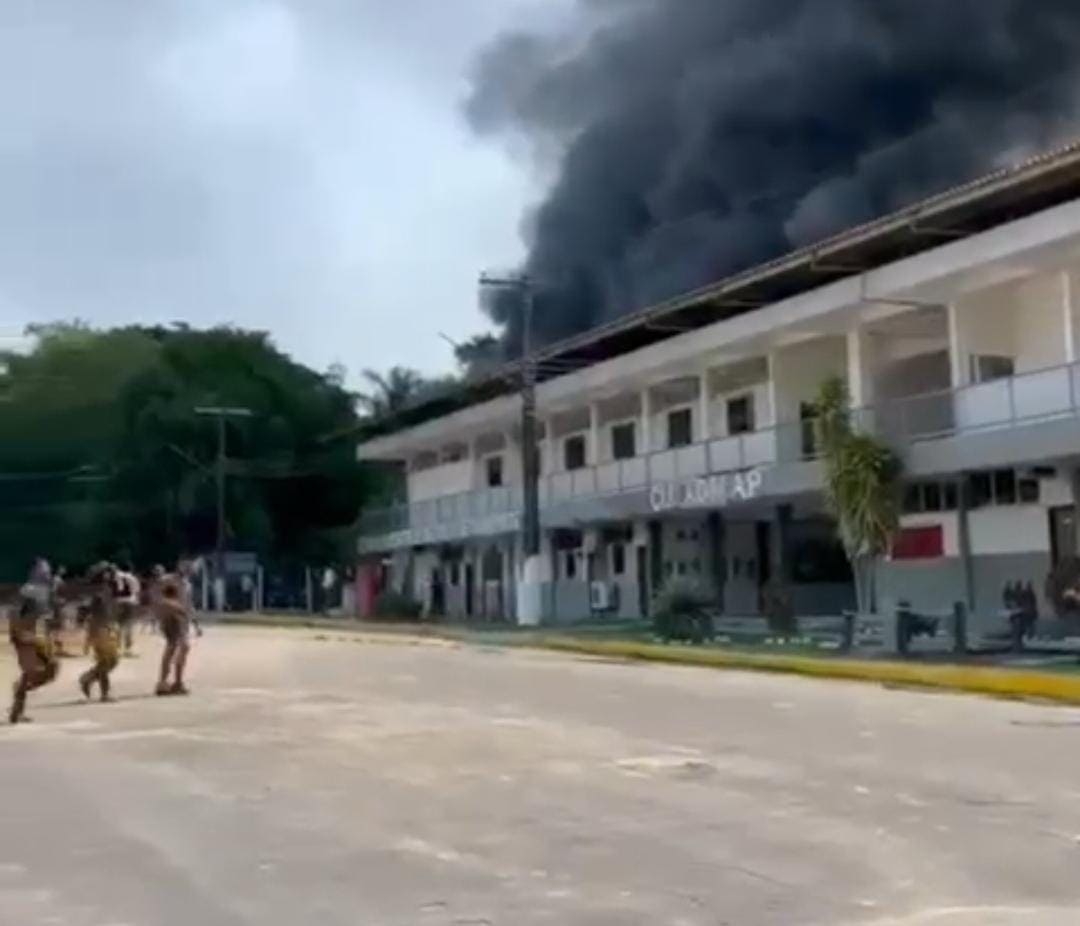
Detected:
left=2, top=625, right=1080, bottom=925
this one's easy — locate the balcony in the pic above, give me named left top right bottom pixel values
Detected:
left=358, top=359, right=1080, bottom=550
left=873, top=360, right=1080, bottom=443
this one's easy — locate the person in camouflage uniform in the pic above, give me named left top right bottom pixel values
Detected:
left=8, top=558, right=60, bottom=724
left=154, top=574, right=192, bottom=696
left=78, top=564, right=120, bottom=704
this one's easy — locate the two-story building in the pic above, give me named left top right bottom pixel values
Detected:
left=356, top=143, right=1080, bottom=631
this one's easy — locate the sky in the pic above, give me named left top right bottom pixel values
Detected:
left=0, top=0, right=559, bottom=379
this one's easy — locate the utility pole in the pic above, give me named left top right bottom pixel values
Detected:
left=195, top=406, right=253, bottom=611
left=479, top=274, right=542, bottom=624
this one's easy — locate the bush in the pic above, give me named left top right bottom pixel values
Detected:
left=761, top=580, right=797, bottom=637
left=652, top=579, right=714, bottom=644
left=1045, top=556, right=1080, bottom=618
left=372, top=590, right=423, bottom=622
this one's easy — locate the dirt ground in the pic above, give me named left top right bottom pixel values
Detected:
left=2, top=624, right=1080, bottom=925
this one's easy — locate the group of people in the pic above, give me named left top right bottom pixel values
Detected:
left=7, top=557, right=199, bottom=724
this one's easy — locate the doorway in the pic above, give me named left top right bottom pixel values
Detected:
left=1050, top=506, right=1077, bottom=566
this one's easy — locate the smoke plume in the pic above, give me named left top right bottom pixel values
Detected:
left=467, top=0, right=1080, bottom=351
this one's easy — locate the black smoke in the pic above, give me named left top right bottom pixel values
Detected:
left=467, top=0, right=1080, bottom=352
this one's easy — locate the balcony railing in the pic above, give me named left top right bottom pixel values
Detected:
left=870, top=360, right=1080, bottom=443
left=359, top=419, right=816, bottom=538
left=358, top=359, right=1080, bottom=540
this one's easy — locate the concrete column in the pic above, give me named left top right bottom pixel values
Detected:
left=956, top=476, right=975, bottom=614
left=648, top=520, right=664, bottom=603
left=698, top=370, right=711, bottom=442
left=846, top=327, right=869, bottom=407
left=707, top=512, right=727, bottom=611
left=947, top=302, right=965, bottom=387
left=766, top=351, right=781, bottom=424
left=589, top=403, right=600, bottom=464
left=1062, top=271, right=1076, bottom=365
left=772, top=504, right=794, bottom=586
left=543, top=420, right=554, bottom=476
left=1070, top=469, right=1080, bottom=556
left=641, top=386, right=653, bottom=453
left=502, top=537, right=515, bottom=623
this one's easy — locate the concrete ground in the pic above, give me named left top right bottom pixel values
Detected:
left=2, top=628, right=1080, bottom=926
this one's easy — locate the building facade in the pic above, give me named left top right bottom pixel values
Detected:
left=357, top=146, right=1080, bottom=632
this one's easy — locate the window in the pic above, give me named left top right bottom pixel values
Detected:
left=611, top=422, right=636, bottom=460
left=1018, top=477, right=1040, bottom=504
left=564, top=550, right=578, bottom=580
left=485, top=455, right=503, bottom=488
left=668, top=408, right=693, bottom=448
left=993, top=468, right=1017, bottom=506
left=923, top=482, right=942, bottom=513
left=970, top=354, right=1015, bottom=384
left=970, top=472, right=993, bottom=508
left=611, top=543, right=626, bottom=576
left=726, top=394, right=754, bottom=435
left=943, top=482, right=958, bottom=511
left=564, top=434, right=587, bottom=471
left=904, top=480, right=959, bottom=514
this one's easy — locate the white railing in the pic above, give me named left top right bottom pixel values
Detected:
left=359, top=359, right=1080, bottom=539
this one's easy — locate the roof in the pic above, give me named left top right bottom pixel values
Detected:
left=361, top=139, right=1080, bottom=443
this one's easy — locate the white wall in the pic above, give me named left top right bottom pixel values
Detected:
left=1015, top=274, right=1064, bottom=372
left=955, top=271, right=1069, bottom=383
left=771, top=337, right=847, bottom=424
left=969, top=506, right=1051, bottom=555
left=408, top=460, right=474, bottom=502
left=708, top=382, right=773, bottom=437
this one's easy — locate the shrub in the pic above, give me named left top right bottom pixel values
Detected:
left=372, top=589, right=423, bottom=622
left=761, top=580, right=797, bottom=637
left=652, top=579, right=714, bottom=644
left=1045, top=557, right=1080, bottom=618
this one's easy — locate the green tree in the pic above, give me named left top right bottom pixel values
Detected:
left=356, top=367, right=426, bottom=420
left=0, top=323, right=373, bottom=578
left=814, top=376, right=903, bottom=614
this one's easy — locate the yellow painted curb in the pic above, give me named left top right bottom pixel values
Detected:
left=536, top=637, right=1080, bottom=705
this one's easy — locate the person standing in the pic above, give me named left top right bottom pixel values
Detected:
left=45, top=565, right=68, bottom=657
left=8, top=558, right=61, bottom=724
left=112, top=565, right=141, bottom=657
left=78, top=564, right=120, bottom=703
left=154, top=575, right=191, bottom=696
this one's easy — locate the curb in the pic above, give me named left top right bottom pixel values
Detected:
left=535, top=637, right=1080, bottom=705
left=202, top=617, right=1080, bottom=706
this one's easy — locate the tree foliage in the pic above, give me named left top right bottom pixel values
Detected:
left=814, top=376, right=902, bottom=614
left=0, top=323, right=373, bottom=579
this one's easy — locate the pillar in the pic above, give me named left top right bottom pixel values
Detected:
left=648, top=519, right=664, bottom=605
left=707, top=512, right=727, bottom=611
left=641, top=386, right=653, bottom=454
left=846, top=327, right=869, bottom=407
left=947, top=301, right=965, bottom=387
left=698, top=370, right=711, bottom=443
left=1062, top=271, right=1076, bottom=365
left=589, top=403, right=600, bottom=464
left=772, top=504, right=794, bottom=586
left=956, top=476, right=975, bottom=614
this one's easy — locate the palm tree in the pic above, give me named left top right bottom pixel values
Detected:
left=356, top=367, right=425, bottom=421
left=815, top=376, right=902, bottom=614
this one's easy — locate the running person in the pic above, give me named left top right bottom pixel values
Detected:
left=8, top=558, right=61, bottom=724
left=78, top=564, right=119, bottom=703
left=154, top=575, right=191, bottom=696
